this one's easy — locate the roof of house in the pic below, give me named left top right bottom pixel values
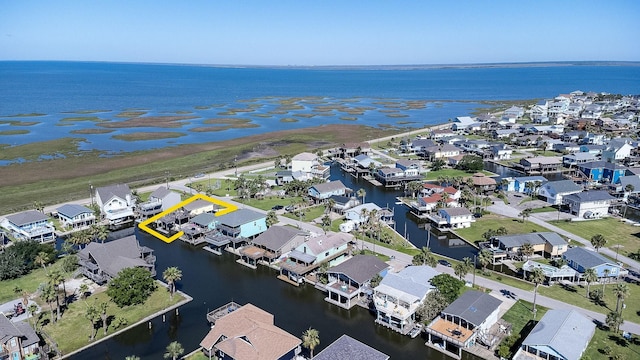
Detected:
left=421, top=193, right=455, bottom=205
left=314, top=334, right=390, bottom=360
left=199, top=303, right=301, bottom=360
left=424, top=144, right=460, bottom=153
left=396, top=159, right=420, bottom=168
left=495, top=232, right=567, bottom=248
left=150, top=186, right=172, bottom=199
left=191, top=213, right=216, bottom=227
left=542, top=180, right=582, bottom=194
left=14, top=321, right=38, bottom=347
left=442, top=290, right=502, bottom=327
left=252, top=226, right=308, bottom=252
left=301, top=232, right=351, bottom=256
left=327, top=255, right=389, bottom=284
left=216, top=208, right=265, bottom=227
left=77, top=235, right=149, bottom=278
left=183, top=199, right=219, bottom=212
left=563, top=190, right=615, bottom=203
left=619, top=176, right=640, bottom=191
left=56, top=204, right=94, bottom=219
left=375, top=266, right=438, bottom=304
left=347, top=203, right=382, bottom=216
left=328, top=195, right=353, bottom=205
left=522, top=156, right=563, bottom=165
left=521, top=309, right=595, bottom=360
left=470, top=173, right=497, bottom=186
left=292, top=152, right=317, bottom=161
left=6, top=210, right=49, bottom=226
left=377, top=167, right=403, bottom=175
left=563, top=247, right=617, bottom=269
left=514, top=176, right=548, bottom=183
left=579, top=160, right=628, bottom=171
left=311, top=180, right=348, bottom=194
left=96, top=183, right=131, bottom=202
left=439, top=207, right=472, bottom=217
left=0, top=313, right=23, bottom=344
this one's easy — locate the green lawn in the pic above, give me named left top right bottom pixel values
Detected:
left=529, top=206, right=557, bottom=213
left=502, top=299, right=548, bottom=334
left=0, top=261, right=69, bottom=304
left=584, top=327, right=640, bottom=360
left=454, top=214, right=550, bottom=244
left=424, top=168, right=492, bottom=181
left=549, top=217, right=640, bottom=256
left=40, top=285, right=184, bottom=354
left=236, top=195, right=296, bottom=211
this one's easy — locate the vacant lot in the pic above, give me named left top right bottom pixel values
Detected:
left=549, top=217, right=640, bottom=256
left=454, top=214, right=550, bottom=244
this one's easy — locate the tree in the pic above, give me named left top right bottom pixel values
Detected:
left=90, top=224, right=109, bottom=243
left=583, top=268, right=598, bottom=298
left=603, top=269, right=611, bottom=292
left=356, top=188, right=366, bottom=204
left=266, top=210, right=278, bottom=227
left=454, top=261, right=469, bottom=281
left=590, top=234, right=606, bottom=252
left=35, top=251, right=50, bottom=273
left=27, top=303, right=38, bottom=329
left=61, top=254, right=79, bottom=272
left=162, top=266, right=182, bottom=300
left=321, top=215, right=331, bottom=233
left=416, top=291, right=448, bottom=324
left=302, top=327, right=320, bottom=358
left=456, top=155, right=484, bottom=172
left=85, top=303, right=100, bottom=341
left=407, top=181, right=424, bottom=198
left=430, top=159, right=446, bottom=171
left=606, top=311, right=624, bottom=334
left=412, top=247, right=437, bottom=267
left=164, top=341, right=184, bottom=360
left=41, top=283, right=57, bottom=324
left=98, top=301, right=109, bottom=335
left=520, top=243, right=534, bottom=261
left=430, top=274, right=464, bottom=303
left=47, top=269, right=64, bottom=320
left=529, top=268, right=545, bottom=319
left=78, top=283, right=90, bottom=300
left=478, top=249, right=493, bottom=272
left=518, top=208, right=532, bottom=223
left=370, top=274, right=382, bottom=288
left=613, top=283, right=630, bottom=313
left=107, top=267, right=157, bottom=307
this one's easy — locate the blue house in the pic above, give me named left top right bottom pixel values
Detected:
left=513, top=176, right=547, bottom=193
left=1, top=210, right=55, bottom=242
left=577, top=161, right=628, bottom=184
left=563, top=247, right=626, bottom=278
left=214, top=209, right=267, bottom=239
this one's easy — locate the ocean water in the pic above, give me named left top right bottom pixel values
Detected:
left=1, top=61, right=639, bottom=154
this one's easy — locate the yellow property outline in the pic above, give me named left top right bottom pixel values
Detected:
left=138, top=193, right=238, bottom=243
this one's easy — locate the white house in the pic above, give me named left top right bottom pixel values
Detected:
left=56, top=204, right=96, bottom=229
left=435, top=207, right=474, bottom=229
left=538, top=180, right=583, bottom=205
left=345, top=203, right=382, bottom=225
left=602, top=139, right=634, bottom=163
left=95, top=183, right=136, bottom=226
left=562, top=190, right=615, bottom=219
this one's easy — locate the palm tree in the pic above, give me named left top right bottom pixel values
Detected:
left=35, top=251, right=50, bottom=273
left=302, top=327, right=320, bottom=358
left=590, top=234, right=606, bottom=252
left=520, top=242, right=534, bottom=261
left=583, top=268, right=598, bottom=298
left=99, top=301, right=109, bottom=335
left=478, top=249, right=493, bottom=272
left=606, top=311, right=624, bottom=334
left=266, top=210, right=278, bottom=227
left=41, top=283, right=57, bottom=324
left=78, top=283, right=90, bottom=300
left=48, top=269, right=64, bottom=321
left=85, top=303, right=99, bottom=341
left=164, top=341, right=184, bottom=360
left=90, top=224, right=109, bottom=243
left=529, top=268, right=545, bottom=319
left=613, top=282, right=630, bottom=313
left=356, top=188, right=366, bottom=204
left=603, top=269, right=611, bottom=292
left=321, top=215, right=331, bottom=234
left=27, top=303, right=38, bottom=329
left=162, top=267, right=183, bottom=299
left=518, top=208, right=532, bottom=223
left=454, top=262, right=469, bottom=281
left=407, top=181, right=424, bottom=198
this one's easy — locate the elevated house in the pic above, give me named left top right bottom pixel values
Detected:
left=579, top=144, right=605, bottom=155
left=563, top=247, right=627, bottom=279
left=1, top=210, right=55, bottom=243
left=577, top=161, right=628, bottom=184
left=562, top=152, right=598, bottom=168
left=422, top=144, right=461, bottom=161
left=214, top=209, right=267, bottom=243
left=279, top=232, right=352, bottom=285
left=0, top=314, right=41, bottom=360
left=602, top=139, right=634, bottom=163
left=538, top=180, right=583, bottom=205
left=291, top=152, right=330, bottom=180
left=490, top=144, right=512, bottom=160
left=200, top=303, right=301, bottom=360
left=373, top=265, right=439, bottom=335
left=428, top=207, right=474, bottom=230
left=183, top=199, right=220, bottom=217
left=95, top=183, right=136, bottom=227
left=425, top=290, right=502, bottom=358
left=406, top=138, right=435, bottom=154
left=137, top=186, right=181, bottom=218
left=469, top=173, right=496, bottom=193
left=327, top=195, right=359, bottom=214
left=562, top=190, right=615, bottom=218
left=516, top=156, right=563, bottom=174
left=345, top=203, right=381, bottom=225
left=314, top=334, right=389, bottom=360
left=416, top=193, right=458, bottom=213
left=324, top=254, right=390, bottom=309
left=489, top=232, right=568, bottom=261
left=77, top=235, right=156, bottom=284
left=56, top=204, right=96, bottom=230
left=395, top=159, right=422, bottom=177
left=512, top=176, right=547, bottom=194
left=374, top=166, right=422, bottom=188
left=308, top=180, right=349, bottom=202
left=515, top=310, right=595, bottom=360
left=337, top=142, right=371, bottom=159
left=239, top=226, right=308, bottom=267
left=275, top=170, right=294, bottom=185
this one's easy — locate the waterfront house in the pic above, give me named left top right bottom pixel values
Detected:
left=469, top=173, right=497, bottom=193
left=279, top=232, right=352, bottom=285
left=602, top=139, right=634, bottom=163
left=200, top=303, right=301, bottom=360
left=538, top=180, right=583, bottom=205
left=416, top=193, right=458, bottom=213
left=56, top=204, right=96, bottom=230
left=516, top=156, right=563, bottom=174
left=337, top=142, right=371, bottom=159
left=562, top=190, right=615, bottom=218
left=490, top=232, right=568, bottom=260
left=327, top=195, right=359, bottom=214
left=214, top=208, right=267, bottom=240
left=374, top=166, right=422, bottom=187
left=422, top=144, right=461, bottom=161
left=183, top=199, right=220, bottom=217
left=1, top=210, right=55, bottom=243
left=373, top=265, right=439, bottom=334
left=314, top=334, right=390, bottom=360
left=425, top=290, right=502, bottom=358
left=396, top=159, right=422, bottom=177
left=291, top=152, right=330, bottom=180
left=562, top=247, right=627, bottom=279
left=562, top=152, right=598, bottom=168
left=239, top=226, right=308, bottom=266
left=137, top=186, right=181, bottom=218
left=521, top=260, right=578, bottom=283
left=514, top=310, right=595, bottom=360
left=353, top=154, right=382, bottom=171
left=577, top=161, right=628, bottom=184
left=429, top=207, right=474, bottom=230
left=345, top=203, right=382, bottom=225
left=95, top=183, right=136, bottom=227
left=512, top=176, right=547, bottom=194
left=0, top=314, right=41, bottom=360
left=77, top=235, right=156, bottom=284
left=324, top=254, right=390, bottom=309
left=490, top=143, right=512, bottom=160
left=308, top=180, right=349, bottom=201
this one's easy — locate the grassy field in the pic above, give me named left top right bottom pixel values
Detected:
left=454, top=214, right=550, bottom=244
left=502, top=299, right=548, bottom=334
left=549, top=217, right=640, bottom=256
left=40, top=285, right=184, bottom=354
left=424, top=168, right=493, bottom=181
left=0, top=261, right=69, bottom=304
left=584, top=327, right=640, bottom=360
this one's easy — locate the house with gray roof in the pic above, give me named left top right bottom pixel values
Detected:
left=95, top=183, right=136, bottom=227
left=0, top=314, right=40, bottom=360
left=434, top=207, right=474, bottom=230
left=308, top=180, right=349, bottom=201
left=77, top=235, right=156, bottom=284
left=425, top=290, right=502, bottom=357
left=239, top=225, right=308, bottom=265
left=314, top=334, right=389, bottom=360
left=491, top=232, right=568, bottom=259
left=538, top=180, right=583, bottom=205
left=373, top=265, right=439, bottom=334
left=1, top=210, right=55, bottom=243
left=56, top=204, right=96, bottom=229
left=137, top=186, right=181, bottom=218
left=562, top=190, right=615, bottom=218
left=325, top=255, right=390, bottom=309
left=214, top=208, right=266, bottom=240
left=562, top=247, right=627, bottom=278
left=515, top=309, right=595, bottom=360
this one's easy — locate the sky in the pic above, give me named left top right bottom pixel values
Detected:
left=1, top=0, right=639, bottom=66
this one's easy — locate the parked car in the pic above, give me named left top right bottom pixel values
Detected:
left=438, top=259, right=452, bottom=267
left=271, top=205, right=284, bottom=211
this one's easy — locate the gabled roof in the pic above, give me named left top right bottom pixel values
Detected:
left=0, top=313, right=23, bottom=344
left=439, top=207, right=472, bottom=217
left=311, top=180, right=348, bottom=194
left=301, top=232, right=351, bottom=256
left=522, top=309, right=595, bottom=360
left=442, top=290, right=502, bottom=327
left=314, top=334, right=389, bottom=360
left=496, top=232, right=567, bottom=248
left=96, top=183, right=131, bottom=202
left=149, top=186, right=172, bottom=199
left=563, top=247, right=617, bottom=269
left=199, top=303, right=301, bottom=360
left=542, top=180, right=582, bottom=194
left=375, top=266, right=438, bottom=304
left=183, top=199, right=219, bottom=212
left=563, top=190, right=615, bottom=203
left=191, top=213, right=216, bottom=227
left=514, top=176, right=547, bottom=183
left=292, top=152, right=317, bottom=161
left=14, top=321, right=38, bottom=347
left=252, top=226, right=308, bottom=252
left=77, top=235, right=149, bottom=278
left=327, top=255, right=389, bottom=284
left=216, top=208, right=265, bottom=227
left=578, top=160, right=628, bottom=171
left=56, top=204, right=93, bottom=219
left=6, top=210, right=49, bottom=226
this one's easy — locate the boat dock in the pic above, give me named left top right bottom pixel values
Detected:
left=206, top=301, right=242, bottom=324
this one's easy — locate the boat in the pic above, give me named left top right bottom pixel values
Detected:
left=408, top=324, right=422, bottom=338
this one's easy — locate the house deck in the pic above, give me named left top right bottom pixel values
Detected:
left=206, top=301, right=242, bottom=324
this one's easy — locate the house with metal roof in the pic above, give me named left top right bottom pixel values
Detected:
left=324, top=255, right=390, bottom=309
left=490, top=232, right=568, bottom=260
left=77, top=235, right=156, bottom=284
left=345, top=203, right=382, bottom=225
left=538, top=180, right=583, bottom=205
left=425, top=290, right=502, bottom=358
left=137, top=186, right=181, bottom=218
left=1, top=210, right=55, bottom=243
left=434, top=207, right=474, bottom=230
left=314, top=334, right=389, bottom=360
left=214, top=208, right=266, bottom=240
left=512, top=176, right=547, bottom=193
left=0, top=314, right=41, bottom=360
left=239, top=226, right=308, bottom=267
left=577, top=161, right=628, bottom=184
left=56, top=204, right=96, bottom=229
left=514, top=309, right=595, bottom=360
left=308, top=180, right=350, bottom=201
left=562, top=190, right=615, bottom=218
left=562, top=247, right=627, bottom=278
left=95, top=183, right=136, bottom=227
left=373, top=265, right=439, bottom=335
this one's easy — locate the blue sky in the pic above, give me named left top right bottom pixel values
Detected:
left=1, top=0, right=639, bottom=66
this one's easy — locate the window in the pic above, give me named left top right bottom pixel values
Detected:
left=325, top=252, right=329, bottom=257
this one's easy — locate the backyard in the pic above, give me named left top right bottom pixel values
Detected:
left=549, top=217, right=640, bottom=257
